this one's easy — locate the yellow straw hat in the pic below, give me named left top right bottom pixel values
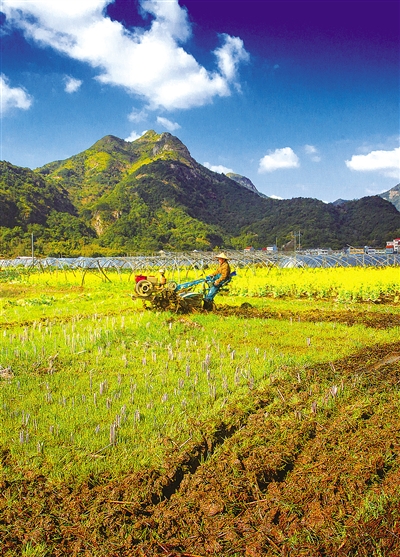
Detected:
left=216, top=252, right=228, bottom=259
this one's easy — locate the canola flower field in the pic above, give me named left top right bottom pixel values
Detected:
left=229, top=265, right=400, bottom=302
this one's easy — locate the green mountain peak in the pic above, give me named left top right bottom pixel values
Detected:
left=1, top=133, right=400, bottom=257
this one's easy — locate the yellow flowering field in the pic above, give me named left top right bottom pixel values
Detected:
left=230, top=265, right=400, bottom=302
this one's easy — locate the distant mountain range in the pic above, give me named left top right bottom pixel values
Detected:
left=1, top=131, right=399, bottom=257
left=332, top=184, right=400, bottom=212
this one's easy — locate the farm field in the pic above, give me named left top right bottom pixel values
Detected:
left=0, top=266, right=400, bottom=556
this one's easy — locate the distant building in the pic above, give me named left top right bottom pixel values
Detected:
left=386, top=238, right=400, bottom=253
left=261, top=245, right=277, bottom=252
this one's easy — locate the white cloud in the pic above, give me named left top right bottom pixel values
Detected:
left=203, top=162, right=233, bottom=174
left=125, top=131, right=141, bottom=142
left=128, top=108, right=147, bottom=123
left=2, top=0, right=249, bottom=111
left=125, top=130, right=146, bottom=142
left=304, top=144, right=321, bottom=162
left=0, top=74, right=32, bottom=114
left=345, top=147, right=400, bottom=179
left=258, top=147, right=300, bottom=173
left=156, top=116, right=181, bottom=132
left=214, top=34, right=250, bottom=80
left=304, top=144, right=317, bottom=155
left=64, top=76, right=82, bottom=93
left=270, top=194, right=283, bottom=200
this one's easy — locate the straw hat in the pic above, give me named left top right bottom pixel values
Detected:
left=216, top=252, right=228, bottom=259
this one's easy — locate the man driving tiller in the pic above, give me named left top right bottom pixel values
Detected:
left=204, top=252, right=231, bottom=306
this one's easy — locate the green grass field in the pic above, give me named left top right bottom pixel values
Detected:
left=1, top=265, right=399, bottom=482
left=1, top=265, right=399, bottom=556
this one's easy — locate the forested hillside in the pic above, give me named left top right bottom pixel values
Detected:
left=0, top=162, right=95, bottom=256
left=1, top=132, right=399, bottom=257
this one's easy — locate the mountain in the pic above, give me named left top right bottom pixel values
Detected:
left=0, top=161, right=95, bottom=255
left=225, top=172, right=267, bottom=197
left=379, top=183, right=400, bottom=212
left=331, top=196, right=400, bottom=246
left=36, top=131, right=273, bottom=253
left=333, top=183, right=400, bottom=213
left=331, top=198, right=350, bottom=206
left=38, top=132, right=195, bottom=207
left=1, top=131, right=400, bottom=257
left=0, top=161, right=75, bottom=226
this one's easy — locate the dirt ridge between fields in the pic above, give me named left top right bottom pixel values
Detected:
left=216, top=304, right=400, bottom=329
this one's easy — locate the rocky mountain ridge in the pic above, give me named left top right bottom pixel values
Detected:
left=379, top=183, right=400, bottom=212
left=225, top=172, right=267, bottom=197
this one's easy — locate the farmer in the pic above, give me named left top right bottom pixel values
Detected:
left=204, top=252, right=231, bottom=301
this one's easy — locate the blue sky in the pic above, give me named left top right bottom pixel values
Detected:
left=1, top=0, right=399, bottom=202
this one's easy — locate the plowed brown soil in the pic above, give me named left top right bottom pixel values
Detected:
left=216, top=304, right=400, bottom=329
left=1, top=316, right=400, bottom=556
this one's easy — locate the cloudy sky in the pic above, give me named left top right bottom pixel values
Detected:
left=1, top=0, right=399, bottom=201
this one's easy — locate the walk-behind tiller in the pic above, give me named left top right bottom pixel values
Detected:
left=132, top=271, right=236, bottom=312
